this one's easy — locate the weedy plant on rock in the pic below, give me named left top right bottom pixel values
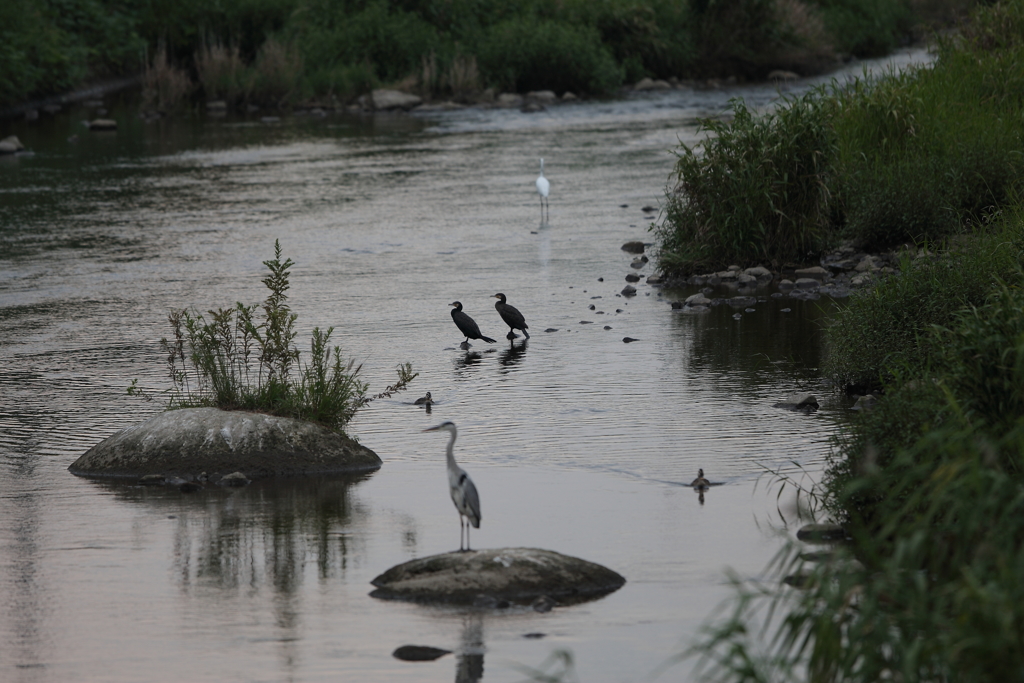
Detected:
left=130, top=240, right=415, bottom=434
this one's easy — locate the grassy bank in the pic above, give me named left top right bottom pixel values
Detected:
left=656, top=0, right=1024, bottom=276
left=2, top=0, right=970, bottom=111
left=684, top=204, right=1024, bottom=682
left=666, top=3, right=1024, bottom=680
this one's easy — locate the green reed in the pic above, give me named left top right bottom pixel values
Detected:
left=137, top=240, right=415, bottom=433
left=656, top=0, right=1024, bottom=278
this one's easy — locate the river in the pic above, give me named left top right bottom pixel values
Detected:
left=0, top=48, right=930, bottom=683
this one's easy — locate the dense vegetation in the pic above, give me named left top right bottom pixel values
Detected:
left=656, top=0, right=1021, bottom=275
left=129, top=240, right=415, bottom=434
left=669, top=3, right=1024, bottom=680
left=2, top=0, right=964, bottom=110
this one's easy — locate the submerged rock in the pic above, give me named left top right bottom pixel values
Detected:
left=69, top=407, right=381, bottom=480
left=392, top=645, right=452, bottom=662
left=774, top=394, right=819, bottom=411
left=370, top=547, right=625, bottom=605
left=797, top=523, right=849, bottom=543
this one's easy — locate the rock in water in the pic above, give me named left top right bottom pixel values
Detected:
left=370, top=547, right=625, bottom=605
left=69, top=407, right=381, bottom=480
left=392, top=645, right=451, bottom=661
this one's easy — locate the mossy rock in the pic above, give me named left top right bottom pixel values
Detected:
left=69, top=407, right=380, bottom=481
left=370, top=547, right=626, bottom=605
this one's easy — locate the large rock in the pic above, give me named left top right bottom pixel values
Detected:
left=370, top=89, right=422, bottom=111
left=0, top=135, right=25, bottom=154
left=69, top=407, right=381, bottom=480
left=88, top=119, right=117, bottom=131
left=370, top=547, right=625, bottom=605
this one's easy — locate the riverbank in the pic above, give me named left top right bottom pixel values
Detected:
left=1, top=0, right=971, bottom=112
left=676, top=3, right=1024, bottom=679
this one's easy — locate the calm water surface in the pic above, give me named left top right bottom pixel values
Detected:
left=1, top=49, right=929, bottom=682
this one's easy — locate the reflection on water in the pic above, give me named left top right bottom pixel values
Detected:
left=0, top=47, right=932, bottom=682
left=456, top=614, right=486, bottom=683
left=498, top=340, right=527, bottom=369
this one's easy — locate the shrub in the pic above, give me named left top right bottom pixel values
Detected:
left=657, top=91, right=837, bottom=275
left=141, top=241, right=416, bottom=434
left=823, top=228, right=1023, bottom=392
left=813, top=0, right=914, bottom=57
left=249, top=36, right=302, bottom=107
left=305, top=62, right=377, bottom=100
left=475, top=18, right=624, bottom=94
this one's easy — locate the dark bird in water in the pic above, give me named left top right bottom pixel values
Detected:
left=690, top=469, right=710, bottom=489
left=423, top=421, right=481, bottom=551
left=414, top=391, right=432, bottom=405
left=450, top=301, right=496, bottom=346
left=493, top=293, right=530, bottom=340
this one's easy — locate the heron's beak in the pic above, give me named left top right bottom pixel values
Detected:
left=422, top=425, right=440, bottom=433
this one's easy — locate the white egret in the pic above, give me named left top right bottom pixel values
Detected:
left=492, top=293, right=530, bottom=340
left=423, top=421, right=481, bottom=551
left=536, top=158, right=550, bottom=221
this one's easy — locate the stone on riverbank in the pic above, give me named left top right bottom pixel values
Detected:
left=370, top=547, right=625, bottom=605
left=88, top=119, right=117, bottom=131
left=68, top=407, right=381, bottom=480
left=371, top=89, right=422, bottom=111
left=1, top=135, right=26, bottom=154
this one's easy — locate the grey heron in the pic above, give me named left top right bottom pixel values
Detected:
left=493, top=293, right=530, bottom=340
left=536, top=158, right=549, bottom=221
left=690, top=469, right=710, bottom=489
left=450, top=301, right=496, bottom=347
left=423, top=421, right=481, bottom=551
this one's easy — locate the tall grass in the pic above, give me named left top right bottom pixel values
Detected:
left=141, top=43, right=192, bottom=112
left=658, top=91, right=837, bottom=272
left=141, top=240, right=416, bottom=434
left=822, top=224, right=1024, bottom=392
left=656, top=0, right=1024, bottom=278
left=195, top=40, right=247, bottom=103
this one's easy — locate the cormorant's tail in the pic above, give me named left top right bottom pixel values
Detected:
left=481, top=336, right=497, bottom=343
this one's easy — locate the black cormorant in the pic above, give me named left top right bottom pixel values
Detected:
left=493, top=293, right=530, bottom=340
left=449, top=301, right=496, bottom=346
left=414, top=391, right=432, bottom=405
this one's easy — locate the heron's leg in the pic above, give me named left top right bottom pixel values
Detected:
left=466, top=522, right=471, bottom=552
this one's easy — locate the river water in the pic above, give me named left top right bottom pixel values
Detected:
left=1, top=48, right=929, bottom=683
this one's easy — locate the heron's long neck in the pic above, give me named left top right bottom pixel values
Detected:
left=446, top=430, right=457, bottom=468
left=540, top=159, right=545, bottom=175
